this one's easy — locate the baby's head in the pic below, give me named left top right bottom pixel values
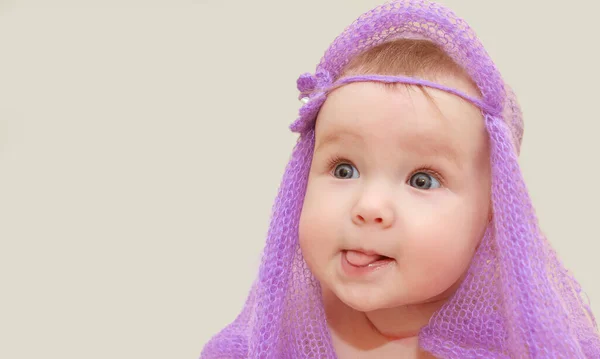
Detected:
left=299, top=38, right=493, bottom=313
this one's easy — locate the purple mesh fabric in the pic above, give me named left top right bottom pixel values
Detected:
left=201, top=0, right=600, bottom=357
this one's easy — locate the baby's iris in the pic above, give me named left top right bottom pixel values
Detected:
left=333, top=163, right=359, bottom=179
left=409, top=172, right=441, bottom=190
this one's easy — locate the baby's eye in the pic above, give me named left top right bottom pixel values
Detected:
left=333, top=163, right=359, bottom=179
left=409, top=172, right=441, bottom=190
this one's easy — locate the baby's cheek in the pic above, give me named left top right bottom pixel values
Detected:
left=298, top=203, right=333, bottom=271
left=403, top=227, right=477, bottom=295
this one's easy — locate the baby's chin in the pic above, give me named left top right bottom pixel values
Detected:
left=330, top=279, right=452, bottom=314
left=331, top=283, right=412, bottom=312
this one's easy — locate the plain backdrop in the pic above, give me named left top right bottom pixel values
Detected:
left=0, top=1, right=598, bottom=358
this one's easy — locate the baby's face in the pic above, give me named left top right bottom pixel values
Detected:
left=298, top=80, right=491, bottom=312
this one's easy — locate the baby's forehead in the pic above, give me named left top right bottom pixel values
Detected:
left=315, top=83, right=487, bottom=162
left=319, top=84, right=478, bottom=133
left=324, top=82, right=484, bottom=131
left=317, top=122, right=465, bottom=165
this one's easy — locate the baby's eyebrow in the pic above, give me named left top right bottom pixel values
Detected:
left=315, top=130, right=363, bottom=152
left=316, top=130, right=463, bottom=169
left=403, top=133, right=463, bottom=169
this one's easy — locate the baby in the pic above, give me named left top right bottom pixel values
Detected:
left=201, top=1, right=600, bottom=358
left=300, top=38, right=491, bottom=358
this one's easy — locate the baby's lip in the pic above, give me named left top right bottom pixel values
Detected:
left=343, top=249, right=394, bottom=267
left=344, top=248, right=388, bottom=257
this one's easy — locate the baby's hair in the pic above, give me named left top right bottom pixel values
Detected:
left=342, top=38, right=467, bottom=77
left=338, top=38, right=480, bottom=104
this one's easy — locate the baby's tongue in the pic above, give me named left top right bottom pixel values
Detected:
left=345, top=250, right=381, bottom=266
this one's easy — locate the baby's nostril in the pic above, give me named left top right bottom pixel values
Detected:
left=375, top=218, right=382, bottom=223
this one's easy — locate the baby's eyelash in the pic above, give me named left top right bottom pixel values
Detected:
left=326, top=155, right=352, bottom=171
left=325, top=155, right=445, bottom=185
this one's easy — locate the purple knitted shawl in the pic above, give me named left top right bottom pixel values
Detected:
left=201, top=1, right=600, bottom=357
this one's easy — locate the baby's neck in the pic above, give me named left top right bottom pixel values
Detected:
left=322, top=288, right=443, bottom=359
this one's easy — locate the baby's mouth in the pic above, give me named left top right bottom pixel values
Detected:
left=344, top=250, right=393, bottom=267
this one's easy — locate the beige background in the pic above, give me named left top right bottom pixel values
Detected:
left=0, top=1, right=598, bottom=358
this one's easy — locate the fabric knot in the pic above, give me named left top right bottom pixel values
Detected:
left=296, top=73, right=317, bottom=94
left=296, top=70, right=333, bottom=100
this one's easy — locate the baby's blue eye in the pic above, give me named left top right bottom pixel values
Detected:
left=409, top=172, right=441, bottom=189
left=333, top=163, right=359, bottom=179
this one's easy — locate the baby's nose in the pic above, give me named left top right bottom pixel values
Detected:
left=352, top=206, right=394, bottom=228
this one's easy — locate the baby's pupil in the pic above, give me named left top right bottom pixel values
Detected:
left=336, top=165, right=352, bottom=178
left=414, top=174, right=431, bottom=188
